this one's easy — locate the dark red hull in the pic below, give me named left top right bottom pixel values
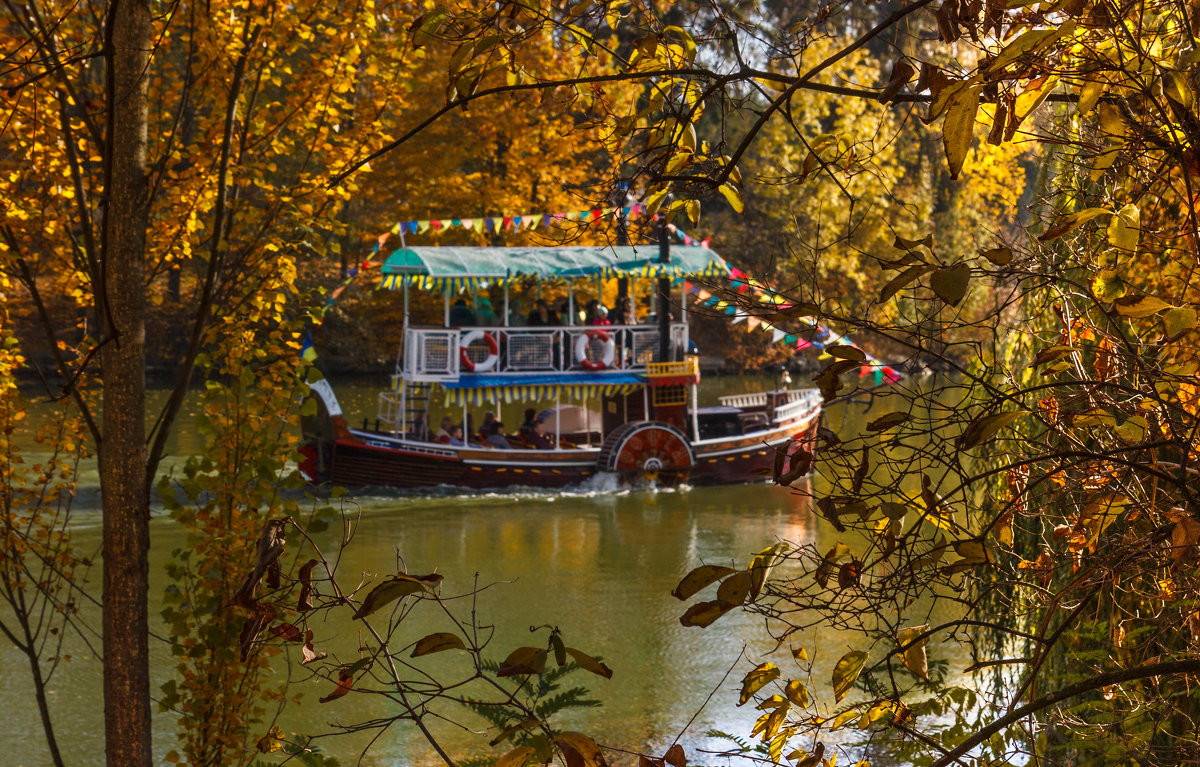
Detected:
left=302, top=409, right=820, bottom=490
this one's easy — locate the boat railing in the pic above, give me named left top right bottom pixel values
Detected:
left=718, top=388, right=822, bottom=425
left=402, top=323, right=689, bottom=381
left=769, top=389, right=823, bottom=425
left=719, top=391, right=768, bottom=409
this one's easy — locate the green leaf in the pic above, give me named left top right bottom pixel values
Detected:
left=930, top=264, right=971, bottom=306
left=958, top=411, right=1024, bottom=448
left=832, top=651, right=868, bottom=702
left=411, top=632, right=466, bottom=657
left=739, top=662, right=780, bottom=705
left=672, top=565, right=736, bottom=600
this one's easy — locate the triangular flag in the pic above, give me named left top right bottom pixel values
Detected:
left=502, top=216, right=513, bottom=230
left=771, top=328, right=786, bottom=343
left=389, top=223, right=401, bottom=235
left=450, top=219, right=461, bottom=228
left=430, top=220, right=442, bottom=231
left=417, top=220, right=431, bottom=233
left=462, top=219, right=475, bottom=230
left=512, top=215, right=523, bottom=229
left=543, top=214, right=553, bottom=227
left=701, top=238, right=710, bottom=248
left=784, top=333, right=797, bottom=344
left=746, top=316, right=761, bottom=331
left=485, top=218, right=496, bottom=232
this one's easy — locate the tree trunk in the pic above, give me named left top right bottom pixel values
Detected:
left=101, top=0, right=153, bottom=764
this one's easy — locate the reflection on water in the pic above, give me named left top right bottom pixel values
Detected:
left=2, top=378, right=850, bottom=766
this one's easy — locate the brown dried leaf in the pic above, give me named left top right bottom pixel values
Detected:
left=234, top=518, right=290, bottom=609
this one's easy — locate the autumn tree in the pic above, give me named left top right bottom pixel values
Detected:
left=1, top=0, right=418, bottom=762
left=329, top=0, right=1200, bottom=763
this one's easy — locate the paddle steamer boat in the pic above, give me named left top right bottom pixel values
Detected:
left=300, top=244, right=821, bottom=489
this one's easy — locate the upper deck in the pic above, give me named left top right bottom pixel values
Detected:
left=402, top=322, right=688, bottom=382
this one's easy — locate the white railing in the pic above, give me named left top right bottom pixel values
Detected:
left=718, top=388, right=822, bottom=425
left=402, top=324, right=689, bottom=380
left=719, top=392, right=768, bottom=409
left=770, top=389, right=823, bottom=425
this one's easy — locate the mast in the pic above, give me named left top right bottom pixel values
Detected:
left=657, top=214, right=671, bottom=362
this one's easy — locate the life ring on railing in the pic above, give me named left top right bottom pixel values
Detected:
left=460, top=331, right=499, bottom=372
left=575, top=330, right=616, bottom=371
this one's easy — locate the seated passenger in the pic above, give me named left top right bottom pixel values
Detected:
left=519, top=408, right=538, bottom=434
left=480, top=411, right=498, bottom=437
left=485, top=421, right=512, bottom=449
left=449, top=298, right=475, bottom=326
left=434, top=416, right=455, bottom=444
left=528, top=418, right=553, bottom=450
left=448, top=425, right=465, bottom=447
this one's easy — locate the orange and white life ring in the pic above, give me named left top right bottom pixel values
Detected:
left=575, top=330, right=615, bottom=371
left=460, top=331, right=499, bottom=372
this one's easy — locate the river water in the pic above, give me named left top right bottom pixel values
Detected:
left=1, top=376, right=925, bottom=767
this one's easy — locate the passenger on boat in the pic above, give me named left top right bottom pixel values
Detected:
left=434, top=416, right=455, bottom=443
left=475, top=298, right=499, bottom=326
left=448, top=425, right=465, bottom=446
left=520, top=408, right=538, bottom=432
left=528, top=418, right=553, bottom=450
left=589, top=304, right=611, bottom=326
left=484, top=420, right=511, bottom=449
left=449, top=298, right=475, bottom=326
left=527, top=299, right=559, bottom=326
left=507, top=299, right=525, bottom=326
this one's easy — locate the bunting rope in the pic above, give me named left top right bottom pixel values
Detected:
left=372, top=204, right=712, bottom=248
left=684, top=266, right=902, bottom=387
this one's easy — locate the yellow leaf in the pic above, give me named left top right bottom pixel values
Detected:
left=958, top=411, right=1024, bottom=449
left=353, top=573, right=442, bottom=619
left=411, top=632, right=466, bottom=657
left=738, top=662, right=780, bottom=705
left=942, top=83, right=981, bottom=179
left=1113, top=294, right=1170, bottom=319
left=672, top=564, right=736, bottom=600
left=565, top=647, right=614, bottom=679
left=832, top=650, right=868, bottom=702
left=1106, top=204, right=1140, bottom=252
left=719, top=183, right=744, bottom=213
left=1165, top=306, right=1196, bottom=337
left=679, top=599, right=735, bottom=627
left=495, top=745, right=537, bottom=767
left=896, top=625, right=929, bottom=680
